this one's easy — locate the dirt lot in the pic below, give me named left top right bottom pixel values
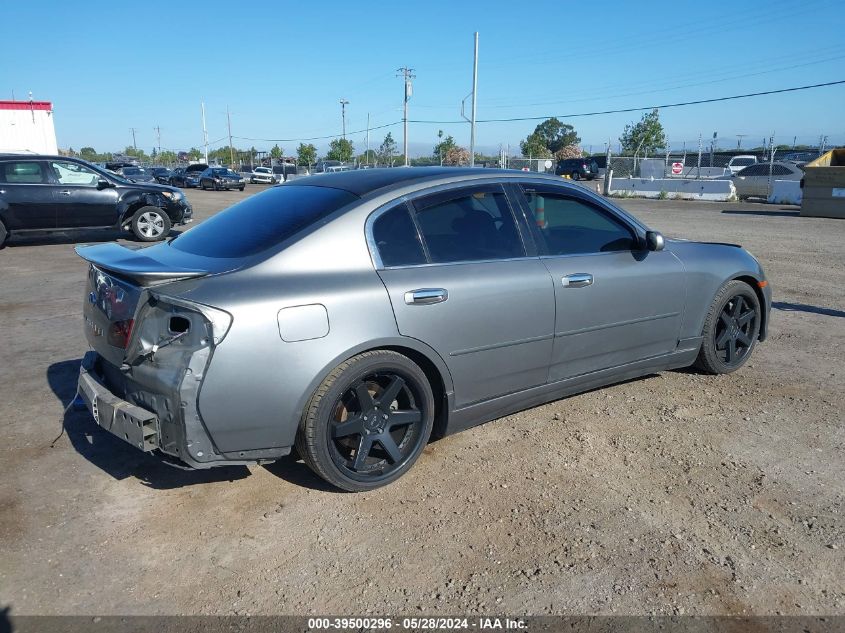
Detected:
left=1, top=184, right=843, bottom=617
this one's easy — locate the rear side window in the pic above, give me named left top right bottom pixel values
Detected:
left=171, top=185, right=358, bottom=258
left=522, top=188, right=635, bottom=255
left=412, top=188, right=524, bottom=263
left=372, top=204, right=426, bottom=267
left=2, top=161, right=45, bottom=184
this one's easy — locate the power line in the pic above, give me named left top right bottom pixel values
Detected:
left=407, top=79, right=845, bottom=124
left=233, top=120, right=400, bottom=143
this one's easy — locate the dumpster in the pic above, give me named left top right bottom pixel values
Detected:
left=801, top=149, right=845, bottom=219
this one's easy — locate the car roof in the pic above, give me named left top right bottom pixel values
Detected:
left=285, top=167, right=564, bottom=196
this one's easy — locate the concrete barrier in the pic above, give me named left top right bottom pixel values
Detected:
left=768, top=179, right=803, bottom=205
left=609, top=178, right=736, bottom=201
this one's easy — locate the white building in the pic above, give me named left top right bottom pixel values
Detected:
left=0, top=100, right=58, bottom=154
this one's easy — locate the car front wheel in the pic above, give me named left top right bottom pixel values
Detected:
left=296, top=350, right=435, bottom=492
left=130, top=206, right=171, bottom=242
left=694, top=279, right=761, bottom=374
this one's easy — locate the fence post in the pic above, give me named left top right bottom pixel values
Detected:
left=603, top=143, right=612, bottom=196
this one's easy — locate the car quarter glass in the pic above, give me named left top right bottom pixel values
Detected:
left=371, top=203, right=427, bottom=267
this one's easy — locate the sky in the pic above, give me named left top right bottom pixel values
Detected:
left=2, top=0, right=844, bottom=157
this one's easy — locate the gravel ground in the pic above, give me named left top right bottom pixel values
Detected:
left=1, top=185, right=843, bottom=617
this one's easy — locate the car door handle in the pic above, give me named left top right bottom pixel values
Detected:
left=404, top=288, right=448, bottom=305
left=58, top=190, right=72, bottom=196
left=562, top=273, right=593, bottom=288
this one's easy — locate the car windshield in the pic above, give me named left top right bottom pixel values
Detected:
left=170, top=185, right=359, bottom=258
left=211, top=168, right=237, bottom=176
left=732, top=158, right=755, bottom=166
left=122, top=167, right=143, bottom=175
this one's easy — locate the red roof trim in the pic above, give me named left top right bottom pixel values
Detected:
left=0, top=100, right=53, bottom=111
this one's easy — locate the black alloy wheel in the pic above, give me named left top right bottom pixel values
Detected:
left=297, top=350, right=434, bottom=491
left=694, top=280, right=761, bottom=374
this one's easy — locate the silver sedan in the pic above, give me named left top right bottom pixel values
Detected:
left=75, top=168, right=771, bottom=491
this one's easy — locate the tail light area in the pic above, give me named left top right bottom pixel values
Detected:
left=107, top=319, right=135, bottom=349
left=122, top=294, right=232, bottom=367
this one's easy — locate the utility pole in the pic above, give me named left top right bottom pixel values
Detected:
left=154, top=126, right=161, bottom=156
left=339, top=99, right=349, bottom=139
left=226, top=106, right=234, bottom=166
left=201, top=101, right=209, bottom=164
left=129, top=127, right=138, bottom=151
left=460, top=33, right=479, bottom=167
left=365, top=112, right=370, bottom=166
left=397, top=67, right=415, bottom=166
left=736, top=134, right=747, bottom=149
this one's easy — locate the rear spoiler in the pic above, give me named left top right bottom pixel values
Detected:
left=75, top=243, right=209, bottom=285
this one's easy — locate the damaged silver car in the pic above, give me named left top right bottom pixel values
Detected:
left=76, top=168, right=771, bottom=491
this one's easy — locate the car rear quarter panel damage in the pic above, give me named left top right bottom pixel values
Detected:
left=174, top=203, right=454, bottom=456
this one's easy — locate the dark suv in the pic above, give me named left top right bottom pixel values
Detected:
left=0, top=155, right=192, bottom=246
left=555, top=157, right=600, bottom=181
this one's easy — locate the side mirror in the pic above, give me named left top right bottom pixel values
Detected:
left=96, top=179, right=113, bottom=190
left=645, top=231, right=665, bottom=252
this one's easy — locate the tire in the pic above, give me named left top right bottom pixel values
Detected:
left=296, top=350, right=435, bottom=492
left=0, top=219, right=7, bottom=248
left=571, top=171, right=580, bottom=181
left=239, top=186, right=245, bottom=191
left=693, top=280, right=761, bottom=374
left=130, top=206, right=172, bottom=242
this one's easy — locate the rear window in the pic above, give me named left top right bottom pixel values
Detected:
left=731, top=157, right=756, bottom=167
left=170, top=185, right=358, bottom=258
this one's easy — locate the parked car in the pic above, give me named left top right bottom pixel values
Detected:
left=781, top=152, right=820, bottom=163
left=249, top=166, right=278, bottom=184
left=555, top=158, right=599, bottom=180
left=169, top=163, right=208, bottom=188
left=148, top=167, right=173, bottom=184
left=74, top=167, right=771, bottom=491
left=726, top=155, right=758, bottom=175
left=115, top=166, right=156, bottom=183
left=0, top=155, right=192, bottom=246
left=199, top=167, right=245, bottom=191
left=730, top=161, right=803, bottom=199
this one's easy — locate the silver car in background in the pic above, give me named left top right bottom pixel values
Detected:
left=75, top=168, right=771, bottom=491
left=249, top=166, right=278, bottom=184
left=731, top=161, right=803, bottom=199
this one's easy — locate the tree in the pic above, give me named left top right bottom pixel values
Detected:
left=270, top=144, right=284, bottom=159
left=554, top=145, right=582, bottom=160
left=357, top=149, right=378, bottom=165
left=79, top=147, right=98, bottom=161
left=433, top=134, right=457, bottom=163
left=531, top=118, right=580, bottom=154
left=158, top=150, right=177, bottom=165
left=444, top=146, right=470, bottom=166
left=520, top=132, right=552, bottom=158
left=187, top=147, right=203, bottom=161
left=378, top=132, right=397, bottom=166
left=326, top=138, right=354, bottom=162
left=619, top=108, right=667, bottom=156
left=297, top=143, right=317, bottom=169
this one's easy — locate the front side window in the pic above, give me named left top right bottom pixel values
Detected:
left=411, top=188, right=524, bottom=264
left=372, top=204, right=426, bottom=267
left=1, top=161, right=45, bottom=184
left=51, top=161, right=100, bottom=186
left=522, top=188, right=635, bottom=255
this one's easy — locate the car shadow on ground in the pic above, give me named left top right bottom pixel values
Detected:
left=263, top=456, right=341, bottom=493
left=773, top=301, right=845, bottom=318
left=720, top=209, right=800, bottom=217
left=6, top=228, right=183, bottom=247
left=47, top=359, right=250, bottom=490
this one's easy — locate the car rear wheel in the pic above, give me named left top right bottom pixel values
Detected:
left=296, top=350, right=435, bottom=492
left=694, top=280, right=761, bottom=374
left=0, top=219, right=7, bottom=248
left=130, top=206, right=171, bottom=242
left=239, top=186, right=245, bottom=191
left=571, top=171, right=580, bottom=180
